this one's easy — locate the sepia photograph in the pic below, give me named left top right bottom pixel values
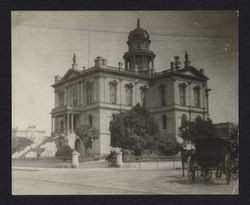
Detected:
left=11, top=10, right=239, bottom=195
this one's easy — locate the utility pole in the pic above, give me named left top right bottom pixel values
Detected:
left=88, top=24, right=90, bottom=68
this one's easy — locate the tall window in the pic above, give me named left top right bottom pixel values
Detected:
left=162, top=115, right=167, bottom=130
left=159, top=84, right=166, bottom=106
left=181, top=114, right=188, bottom=126
left=140, top=86, right=148, bottom=107
left=89, top=114, right=93, bottom=127
left=194, top=86, right=201, bottom=107
left=72, top=87, right=78, bottom=107
left=86, top=82, right=94, bottom=105
left=109, top=80, right=117, bottom=104
left=126, top=83, right=133, bottom=106
left=59, top=91, right=65, bottom=107
left=179, top=83, right=187, bottom=106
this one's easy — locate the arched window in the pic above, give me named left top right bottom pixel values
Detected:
left=125, top=83, right=133, bottom=106
left=159, top=84, right=166, bottom=106
left=72, top=86, right=78, bottom=107
left=140, top=86, right=148, bottom=107
left=194, top=86, right=201, bottom=107
left=181, top=114, right=188, bottom=126
left=109, top=80, right=117, bottom=104
left=59, top=91, right=65, bottom=107
left=179, top=83, right=187, bottom=106
left=86, top=82, right=94, bottom=105
left=162, top=115, right=167, bottom=130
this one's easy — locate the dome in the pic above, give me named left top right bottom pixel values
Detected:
left=128, top=18, right=150, bottom=40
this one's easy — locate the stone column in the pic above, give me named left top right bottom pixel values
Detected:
left=135, top=82, right=138, bottom=105
left=69, top=85, right=72, bottom=106
left=79, top=82, right=82, bottom=105
left=67, top=112, right=69, bottom=133
left=64, top=87, right=67, bottom=106
left=71, top=113, right=74, bottom=132
left=51, top=116, right=54, bottom=134
left=103, top=77, right=106, bottom=103
left=54, top=90, right=57, bottom=108
left=64, top=114, right=67, bottom=132
left=116, top=151, right=123, bottom=168
left=78, top=82, right=80, bottom=105
left=202, top=85, right=205, bottom=108
left=188, top=82, right=191, bottom=120
left=119, top=79, right=122, bottom=111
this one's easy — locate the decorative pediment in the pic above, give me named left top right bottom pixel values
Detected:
left=179, top=70, right=197, bottom=78
left=176, top=66, right=208, bottom=80
left=60, top=69, right=82, bottom=82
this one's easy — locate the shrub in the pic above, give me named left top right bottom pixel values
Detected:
left=156, top=135, right=180, bottom=156
left=55, top=144, right=73, bottom=160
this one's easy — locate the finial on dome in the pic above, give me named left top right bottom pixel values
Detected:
left=137, top=18, right=140, bottom=28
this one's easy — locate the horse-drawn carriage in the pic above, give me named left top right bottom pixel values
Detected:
left=186, top=137, right=231, bottom=184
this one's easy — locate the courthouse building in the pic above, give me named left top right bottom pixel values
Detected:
left=51, top=19, right=211, bottom=155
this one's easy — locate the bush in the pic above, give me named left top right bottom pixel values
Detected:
left=110, top=104, right=159, bottom=155
left=179, top=116, right=215, bottom=142
left=55, top=145, right=73, bottom=159
left=156, top=135, right=180, bottom=156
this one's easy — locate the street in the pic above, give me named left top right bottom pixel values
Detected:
left=12, top=168, right=238, bottom=195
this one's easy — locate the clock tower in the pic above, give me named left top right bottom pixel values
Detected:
left=123, top=18, right=156, bottom=75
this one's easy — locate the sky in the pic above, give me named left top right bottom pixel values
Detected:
left=11, top=11, right=239, bottom=134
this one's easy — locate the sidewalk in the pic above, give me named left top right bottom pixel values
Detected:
left=12, top=164, right=181, bottom=172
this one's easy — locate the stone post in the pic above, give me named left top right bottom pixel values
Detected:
left=72, top=151, right=80, bottom=168
left=116, top=151, right=123, bottom=168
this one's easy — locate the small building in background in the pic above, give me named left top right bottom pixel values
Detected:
left=12, top=125, right=46, bottom=142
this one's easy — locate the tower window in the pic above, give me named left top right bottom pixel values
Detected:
left=179, top=83, right=187, bottom=106
left=194, top=86, right=201, bottom=107
left=162, top=115, right=167, bottom=129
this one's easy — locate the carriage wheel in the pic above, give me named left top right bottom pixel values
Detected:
left=216, top=167, right=223, bottom=179
left=225, top=153, right=231, bottom=185
left=188, top=156, right=195, bottom=184
left=204, top=169, right=212, bottom=181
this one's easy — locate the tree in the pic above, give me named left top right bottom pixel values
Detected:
left=156, top=133, right=180, bottom=156
left=55, top=144, right=73, bottom=159
left=110, top=103, right=159, bottom=156
left=75, top=124, right=99, bottom=154
left=179, top=116, right=215, bottom=142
